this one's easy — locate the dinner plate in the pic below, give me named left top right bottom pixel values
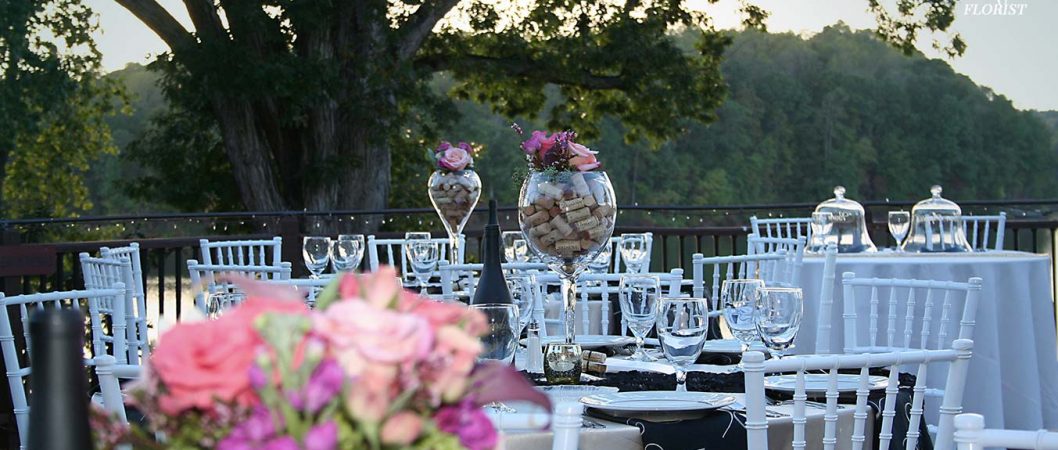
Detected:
left=764, top=374, right=889, bottom=393
left=698, top=338, right=770, bottom=354
left=521, top=335, right=635, bottom=349
left=537, top=385, right=619, bottom=404
left=580, top=391, right=736, bottom=413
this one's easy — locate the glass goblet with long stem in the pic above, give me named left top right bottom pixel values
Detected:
left=619, top=274, right=661, bottom=361
left=889, top=211, right=911, bottom=250
left=720, top=278, right=766, bottom=362
left=656, top=297, right=709, bottom=392
left=754, top=287, right=803, bottom=360
left=302, top=236, right=332, bottom=279
left=332, top=234, right=365, bottom=272
left=404, top=232, right=439, bottom=294
left=619, top=234, right=649, bottom=273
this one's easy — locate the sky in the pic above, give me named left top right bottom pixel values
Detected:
left=87, top=0, right=1058, bottom=111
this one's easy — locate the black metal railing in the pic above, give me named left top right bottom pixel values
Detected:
left=2, top=200, right=1056, bottom=321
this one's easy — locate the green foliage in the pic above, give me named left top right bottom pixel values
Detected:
left=0, top=0, right=124, bottom=218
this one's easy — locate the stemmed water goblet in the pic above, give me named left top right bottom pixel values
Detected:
left=470, top=303, right=520, bottom=411
left=587, top=243, right=612, bottom=275
left=889, top=211, right=911, bottom=250
left=720, top=279, right=765, bottom=362
left=506, top=275, right=536, bottom=339
left=331, top=234, right=365, bottom=272
left=754, top=287, right=803, bottom=359
left=502, top=231, right=524, bottom=263
left=619, top=275, right=660, bottom=361
left=404, top=232, right=439, bottom=294
left=619, top=234, right=649, bottom=273
left=302, top=236, right=332, bottom=279
left=656, top=297, right=709, bottom=392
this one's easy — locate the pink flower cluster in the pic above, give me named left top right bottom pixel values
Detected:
left=518, top=128, right=601, bottom=172
left=435, top=141, right=475, bottom=172
left=120, top=266, right=548, bottom=450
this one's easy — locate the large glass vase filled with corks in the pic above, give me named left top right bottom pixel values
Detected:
left=514, top=126, right=616, bottom=346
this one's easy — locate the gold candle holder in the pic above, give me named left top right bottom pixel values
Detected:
left=544, top=343, right=583, bottom=385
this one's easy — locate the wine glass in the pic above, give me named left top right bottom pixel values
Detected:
left=720, top=279, right=766, bottom=359
left=587, top=243, right=612, bottom=275
left=656, top=297, right=709, bottom=392
left=889, top=211, right=911, bottom=250
left=811, top=212, right=834, bottom=248
left=502, top=231, right=523, bottom=263
left=332, top=234, right=365, bottom=272
left=619, top=275, right=661, bottom=361
left=302, top=236, right=332, bottom=278
left=404, top=232, right=439, bottom=294
left=512, top=239, right=530, bottom=263
left=205, top=291, right=245, bottom=319
left=471, top=304, right=520, bottom=364
left=506, top=275, right=536, bottom=337
left=754, top=287, right=803, bottom=359
left=619, top=233, right=649, bottom=273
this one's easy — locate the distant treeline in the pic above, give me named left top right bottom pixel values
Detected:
left=98, top=25, right=1058, bottom=214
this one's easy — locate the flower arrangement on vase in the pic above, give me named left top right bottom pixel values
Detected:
left=513, top=124, right=616, bottom=343
left=428, top=141, right=482, bottom=263
left=94, top=267, right=548, bottom=450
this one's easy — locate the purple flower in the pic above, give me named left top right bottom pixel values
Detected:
left=304, top=421, right=339, bottom=450
left=302, top=359, right=344, bottom=413
left=457, top=141, right=473, bottom=152
left=218, top=407, right=277, bottom=450
left=249, top=364, right=268, bottom=390
left=435, top=141, right=452, bottom=153
left=262, top=436, right=299, bottom=450
left=434, top=400, right=498, bottom=450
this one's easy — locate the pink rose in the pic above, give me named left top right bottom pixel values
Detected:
left=338, top=268, right=401, bottom=309
left=380, top=412, right=424, bottom=445
left=521, top=130, right=556, bottom=161
left=439, top=145, right=472, bottom=171
left=568, top=142, right=600, bottom=171
left=314, top=300, right=433, bottom=374
left=434, top=401, right=499, bottom=450
left=345, top=365, right=399, bottom=423
left=424, top=325, right=482, bottom=402
left=151, top=297, right=308, bottom=415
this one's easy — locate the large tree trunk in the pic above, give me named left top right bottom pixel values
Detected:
left=211, top=97, right=287, bottom=211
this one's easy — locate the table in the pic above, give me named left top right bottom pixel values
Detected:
left=797, top=250, right=1058, bottom=431
left=500, top=393, right=873, bottom=450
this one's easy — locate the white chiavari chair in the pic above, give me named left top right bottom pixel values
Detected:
left=80, top=253, right=149, bottom=365
left=366, top=234, right=464, bottom=286
left=747, top=234, right=807, bottom=286
left=187, top=260, right=292, bottom=312
left=436, top=261, right=549, bottom=302
left=0, top=287, right=136, bottom=448
left=750, top=215, right=813, bottom=241
left=691, top=251, right=790, bottom=315
left=814, top=243, right=840, bottom=354
left=612, top=232, right=654, bottom=273
left=743, top=339, right=974, bottom=450
left=263, top=277, right=332, bottom=308
left=533, top=269, right=683, bottom=337
left=961, top=212, right=1007, bottom=251
left=199, top=237, right=284, bottom=270
left=954, top=413, right=1058, bottom=450
left=552, top=402, right=584, bottom=450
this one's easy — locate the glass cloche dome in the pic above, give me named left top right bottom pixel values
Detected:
left=900, top=185, right=972, bottom=253
left=809, top=186, right=877, bottom=253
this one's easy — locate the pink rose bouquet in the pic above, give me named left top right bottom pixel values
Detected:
left=96, top=267, right=549, bottom=450
left=512, top=123, right=602, bottom=172
left=433, top=141, right=475, bottom=172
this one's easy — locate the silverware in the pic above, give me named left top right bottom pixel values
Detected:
left=581, top=418, right=605, bottom=429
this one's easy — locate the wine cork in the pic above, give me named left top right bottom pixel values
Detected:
left=581, top=350, right=607, bottom=363
left=537, top=197, right=556, bottom=210
left=558, top=198, right=584, bottom=211
left=541, top=230, right=564, bottom=245
left=538, top=182, right=564, bottom=199
left=522, top=204, right=537, bottom=216
left=550, top=215, right=573, bottom=235
left=570, top=173, right=591, bottom=196
left=564, top=207, right=591, bottom=223
left=593, top=205, right=615, bottom=218
left=590, top=182, right=607, bottom=205
left=526, top=210, right=550, bottom=227
left=584, top=361, right=607, bottom=375
left=573, top=216, right=600, bottom=232
left=555, top=240, right=581, bottom=254
left=530, top=222, right=553, bottom=237
left=549, top=206, right=561, bottom=217
left=582, top=193, right=597, bottom=208
left=432, top=196, right=453, bottom=205
left=580, top=239, right=599, bottom=251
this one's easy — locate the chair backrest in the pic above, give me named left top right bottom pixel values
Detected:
left=551, top=401, right=584, bottom=450
left=961, top=213, right=1007, bottom=251
left=436, top=261, right=549, bottom=301
left=263, top=277, right=332, bottom=308
left=743, top=339, right=974, bottom=450
left=841, top=273, right=982, bottom=354
left=79, top=253, right=149, bottom=364
left=533, top=270, right=684, bottom=337
left=0, top=287, right=127, bottom=448
left=199, top=237, right=283, bottom=268
left=954, top=413, right=1058, bottom=450
left=750, top=215, right=813, bottom=241
left=611, top=232, right=654, bottom=273
left=747, top=234, right=806, bottom=285
left=814, top=243, right=840, bottom=354
left=187, top=259, right=292, bottom=312
left=366, top=235, right=464, bottom=282
left=691, top=252, right=789, bottom=313
left=99, top=242, right=145, bottom=311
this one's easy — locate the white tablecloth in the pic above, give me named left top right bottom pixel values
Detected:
left=796, top=251, right=1058, bottom=431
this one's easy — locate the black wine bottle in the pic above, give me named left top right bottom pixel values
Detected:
left=471, top=199, right=513, bottom=305
left=28, top=308, right=93, bottom=450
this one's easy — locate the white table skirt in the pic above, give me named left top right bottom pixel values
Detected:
left=500, top=393, right=873, bottom=450
left=797, top=251, right=1058, bottom=431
